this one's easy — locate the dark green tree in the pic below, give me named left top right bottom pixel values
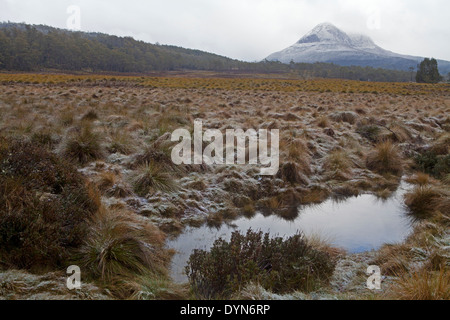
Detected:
left=416, top=58, right=442, bottom=83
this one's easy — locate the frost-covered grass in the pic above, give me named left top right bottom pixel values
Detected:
left=0, top=76, right=448, bottom=300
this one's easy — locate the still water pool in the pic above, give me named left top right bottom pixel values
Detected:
left=167, top=182, right=414, bottom=283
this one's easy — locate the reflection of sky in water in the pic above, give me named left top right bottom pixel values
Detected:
left=167, top=182, right=414, bottom=283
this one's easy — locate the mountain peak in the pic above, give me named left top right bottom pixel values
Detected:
left=312, top=22, right=339, bottom=31
left=298, top=22, right=352, bottom=45
left=266, top=23, right=450, bottom=73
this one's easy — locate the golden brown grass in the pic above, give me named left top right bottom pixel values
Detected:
left=59, top=124, right=105, bottom=165
left=305, top=232, right=345, bottom=260
left=132, top=162, right=177, bottom=197
left=371, top=243, right=412, bottom=276
left=1, top=75, right=449, bottom=300
left=366, top=141, right=403, bottom=175
left=386, top=267, right=449, bottom=300
left=323, top=150, right=352, bottom=181
left=405, top=173, right=438, bottom=186
left=75, top=207, right=179, bottom=299
left=404, top=186, right=443, bottom=219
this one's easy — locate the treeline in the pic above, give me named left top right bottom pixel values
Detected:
left=0, top=23, right=245, bottom=72
left=0, top=22, right=412, bottom=82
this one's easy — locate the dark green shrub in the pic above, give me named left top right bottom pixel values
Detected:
left=434, top=155, right=450, bottom=178
left=0, top=138, right=99, bottom=270
left=415, top=151, right=450, bottom=178
left=415, top=151, right=438, bottom=175
left=356, top=125, right=381, bottom=143
left=185, top=229, right=335, bottom=299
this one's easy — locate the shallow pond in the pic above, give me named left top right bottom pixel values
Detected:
left=167, top=182, right=414, bottom=283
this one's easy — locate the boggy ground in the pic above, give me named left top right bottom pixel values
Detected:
left=0, top=75, right=448, bottom=300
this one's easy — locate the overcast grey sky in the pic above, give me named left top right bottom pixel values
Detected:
left=1, top=0, right=449, bottom=61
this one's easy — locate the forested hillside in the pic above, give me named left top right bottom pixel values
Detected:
left=0, top=22, right=413, bottom=82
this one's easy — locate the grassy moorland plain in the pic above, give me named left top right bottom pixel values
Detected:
left=0, top=73, right=448, bottom=300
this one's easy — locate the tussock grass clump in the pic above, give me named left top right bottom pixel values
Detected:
left=371, top=244, right=412, bottom=276
left=405, top=173, right=437, bottom=186
left=404, top=186, right=442, bottom=219
left=0, top=138, right=99, bottom=270
left=129, top=145, right=179, bottom=172
left=305, top=232, right=344, bottom=260
left=81, top=109, right=99, bottom=121
left=186, top=229, right=336, bottom=299
left=97, top=171, right=118, bottom=192
left=31, top=131, right=60, bottom=149
left=157, top=112, right=192, bottom=135
left=107, top=131, right=135, bottom=155
left=317, top=116, right=330, bottom=128
left=60, top=125, right=104, bottom=165
left=356, top=124, right=381, bottom=143
left=277, top=162, right=309, bottom=185
left=366, top=141, right=403, bottom=175
left=132, top=163, right=177, bottom=197
left=59, top=111, right=75, bottom=127
left=75, top=208, right=173, bottom=299
left=283, top=138, right=312, bottom=174
left=301, top=186, right=330, bottom=204
left=329, top=111, right=358, bottom=124
left=430, top=133, right=450, bottom=155
left=386, top=267, right=449, bottom=300
left=323, top=150, right=352, bottom=181
left=388, top=123, right=413, bottom=143
left=97, top=172, right=132, bottom=198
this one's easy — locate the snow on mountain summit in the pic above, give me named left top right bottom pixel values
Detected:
left=298, top=23, right=352, bottom=45
left=266, top=23, right=450, bottom=73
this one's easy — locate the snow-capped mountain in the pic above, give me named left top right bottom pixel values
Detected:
left=267, top=23, right=450, bottom=74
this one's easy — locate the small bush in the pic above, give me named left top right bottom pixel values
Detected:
left=415, top=151, right=439, bottom=175
left=185, top=229, right=335, bottom=299
left=356, top=125, right=381, bottom=143
left=0, top=138, right=99, bottom=270
left=434, top=154, right=450, bottom=179
left=366, top=141, right=403, bottom=175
